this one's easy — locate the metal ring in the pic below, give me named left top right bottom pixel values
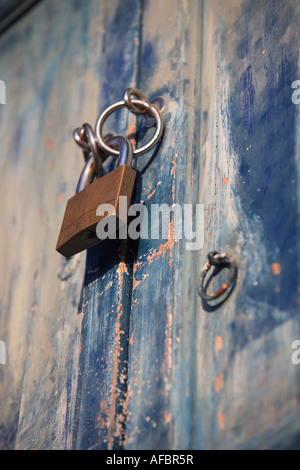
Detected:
left=198, top=252, right=237, bottom=302
left=142, top=97, right=166, bottom=128
left=82, top=123, right=102, bottom=177
left=109, top=136, right=133, bottom=167
left=123, top=87, right=149, bottom=115
left=207, top=250, right=229, bottom=268
left=73, top=127, right=90, bottom=152
left=95, top=98, right=164, bottom=157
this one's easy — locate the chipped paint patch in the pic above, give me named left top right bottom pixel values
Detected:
left=215, top=335, right=223, bottom=355
left=147, top=189, right=156, bottom=200
left=98, top=281, right=114, bottom=297
left=164, top=411, right=172, bottom=424
left=132, top=272, right=149, bottom=291
left=271, top=263, right=281, bottom=276
left=57, top=253, right=81, bottom=281
left=217, top=411, right=226, bottom=431
left=170, top=152, right=178, bottom=176
left=215, top=373, right=224, bottom=394
left=57, top=193, right=65, bottom=204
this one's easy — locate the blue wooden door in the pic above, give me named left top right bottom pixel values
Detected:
left=0, top=0, right=300, bottom=450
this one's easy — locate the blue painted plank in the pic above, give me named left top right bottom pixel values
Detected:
left=125, top=0, right=300, bottom=450
left=0, top=0, right=140, bottom=450
left=72, top=0, right=142, bottom=451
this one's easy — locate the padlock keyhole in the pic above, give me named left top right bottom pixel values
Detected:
left=81, top=230, right=97, bottom=241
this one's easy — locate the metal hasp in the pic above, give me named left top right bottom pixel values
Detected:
left=198, top=251, right=238, bottom=302
left=95, top=88, right=164, bottom=157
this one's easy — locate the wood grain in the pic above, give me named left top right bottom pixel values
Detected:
left=0, top=0, right=140, bottom=450
left=125, top=0, right=300, bottom=450
left=0, top=0, right=299, bottom=450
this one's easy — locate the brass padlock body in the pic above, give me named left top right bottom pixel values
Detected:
left=56, top=164, right=136, bottom=258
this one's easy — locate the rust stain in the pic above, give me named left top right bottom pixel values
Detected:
left=272, top=263, right=281, bottom=275
left=215, top=373, right=224, bottom=394
left=117, top=261, right=129, bottom=276
left=146, top=199, right=175, bottom=268
left=223, top=176, right=228, bottom=187
left=170, top=152, right=178, bottom=176
left=43, top=136, right=55, bottom=150
left=126, top=123, right=136, bottom=136
left=215, top=335, right=223, bottom=355
left=57, top=192, right=65, bottom=204
left=132, top=130, right=177, bottom=287
left=99, top=280, right=114, bottom=297
left=214, top=284, right=228, bottom=297
left=108, top=261, right=126, bottom=449
left=146, top=228, right=174, bottom=267
left=147, top=189, right=156, bottom=200
left=217, top=411, right=226, bottom=430
left=97, top=400, right=106, bottom=429
left=164, top=411, right=172, bottom=424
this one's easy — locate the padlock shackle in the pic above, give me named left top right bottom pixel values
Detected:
left=73, top=123, right=103, bottom=177
left=111, top=136, right=133, bottom=168
left=75, top=136, right=133, bottom=194
left=76, top=154, right=96, bottom=194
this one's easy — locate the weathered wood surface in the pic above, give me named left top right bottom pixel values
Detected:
left=0, top=0, right=300, bottom=450
left=0, top=0, right=140, bottom=450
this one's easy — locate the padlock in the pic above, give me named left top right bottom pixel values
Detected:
left=56, top=137, right=136, bottom=258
